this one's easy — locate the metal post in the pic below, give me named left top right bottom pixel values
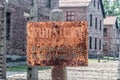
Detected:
left=27, top=0, right=38, bottom=80
left=50, top=3, right=67, bottom=80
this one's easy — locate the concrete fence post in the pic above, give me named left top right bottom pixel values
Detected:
left=0, top=1, right=8, bottom=79
left=27, top=0, right=38, bottom=80
left=50, top=9, right=67, bottom=80
left=118, top=49, right=120, bottom=80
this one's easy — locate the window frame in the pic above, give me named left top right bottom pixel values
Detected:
left=89, top=37, right=92, bottom=49
left=95, top=17, right=97, bottom=29
left=95, top=38, right=97, bottom=50
left=98, top=1, right=99, bottom=10
left=90, top=14, right=92, bottom=27
left=46, top=0, right=51, bottom=8
left=103, top=28, right=107, bottom=37
left=103, top=42, right=107, bottom=51
left=66, top=11, right=75, bottom=21
left=100, top=20, right=102, bottom=31
left=6, top=12, right=11, bottom=40
left=99, top=39, right=101, bottom=50
left=94, top=0, right=96, bottom=7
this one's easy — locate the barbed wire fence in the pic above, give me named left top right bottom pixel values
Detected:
left=0, top=0, right=119, bottom=80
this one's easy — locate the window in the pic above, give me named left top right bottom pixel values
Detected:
left=100, top=20, right=102, bottom=31
left=103, top=42, right=107, bottom=51
left=90, top=14, right=92, bottom=26
left=98, top=2, right=99, bottom=10
left=103, top=28, right=107, bottom=37
left=6, top=12, right=11, bottom=40
left=94, top=0, right=96, bottom=7
left=89, top=37, right=92, bottom=49
left=46, top=0, right=51, bottom=8
left=99, top=39, right=101, bottom=50
left=31, top=0, right=34, bottom=6
left=95, top=17, right=97, bottom=29
left=66, top=11, right=75, bottom=21
left=95, top=38, right=97, bottom=50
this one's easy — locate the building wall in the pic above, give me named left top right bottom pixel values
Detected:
left=0, top=0, right=105, bottom=57
left=0, top=0, right=55, bottom=56
left=59, top=7, right=87, bottom=21
left=116, top=29, right=120, bottom=53
left=8, top=0, right=50, bottom=55
left=87, top=0, right=104, bottom=55
left=103, top=24, right=120, bottom=56
left=7, top=1, right=28, bottom=55
left=60, top=0, right=104, bottom=56
left=0, top=1, right=30, bottom=56
left=103, top=25, right=114, bottom=55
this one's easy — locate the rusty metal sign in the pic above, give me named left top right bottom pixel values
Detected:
left=27, top=22, right=88, bottom=66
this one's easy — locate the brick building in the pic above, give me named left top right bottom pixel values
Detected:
left=59, top=0, right=105, bottom=57
left=0, top=1, right=54, bottom=77
left=0, top=0, right=105, bottom=58
left=0, top=0, right=57, bottom=56
left=103, top=16, right=120, bottom=56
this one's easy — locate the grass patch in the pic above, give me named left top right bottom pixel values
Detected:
left=88, top=59, right=108, bottom=63
left=7, top=65, right=27, bottom=71
left=88, top=59, right=98, bottom=62
left=7, top=65, right=50, bottom=72
left=103, top=56, right=118, bottom=59
left=7, top=58, right=118, bottom=71
left=38, top=66, right=51, bottom=70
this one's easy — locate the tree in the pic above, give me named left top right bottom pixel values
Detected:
left=103, top=0, right=120, bottom=26
left=103, top=0, right=111, bottom=16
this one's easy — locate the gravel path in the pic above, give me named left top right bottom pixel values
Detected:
left=7, top=61, right=119, bottom=80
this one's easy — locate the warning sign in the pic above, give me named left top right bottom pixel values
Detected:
left=27, top=22, right=88, bottom=66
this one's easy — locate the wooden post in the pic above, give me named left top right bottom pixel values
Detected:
left=50, top=9, right=67, bottom=80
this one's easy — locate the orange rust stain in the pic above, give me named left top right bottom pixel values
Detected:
left=27, top=22, right=88, bottom=66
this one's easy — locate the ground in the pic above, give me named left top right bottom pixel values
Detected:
left=7, top=61, right=119, bottom=80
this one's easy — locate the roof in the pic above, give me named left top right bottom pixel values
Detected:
left=59, top=0, right=91, bottom=7
left=59, top=0, right=105, bottom=18
left=104, top=16, right=117, bottom=25
left=104, top=16, right=119, bottom=28
left=100, top=0, right=105, bottom=18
